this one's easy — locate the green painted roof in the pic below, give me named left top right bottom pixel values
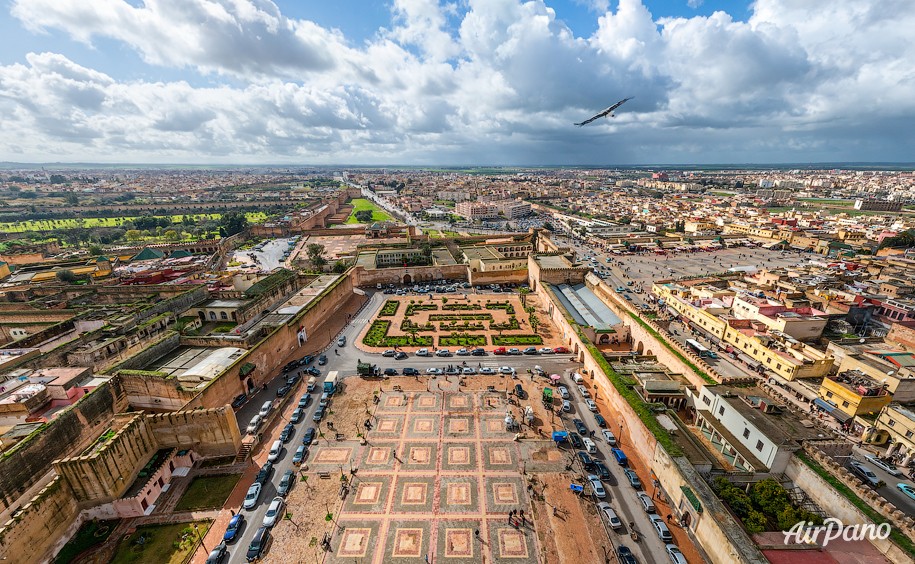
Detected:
left=131, top=247, right=165, bottom=261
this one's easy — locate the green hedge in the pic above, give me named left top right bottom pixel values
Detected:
left=485, top=302, right=516, bottom=314
left=440, top=322, right=485, bottom=331
left=625, top=311, right=716, bottom=385
left=405, top=303, right=438, bottom=315
left=363, top=320, right=433, bottom=347
left=379, top=300, right=400, bottom=316
left=439, top=333, right=488, bottom=347
left=492, top=334, right=543, bottom=345
left=580, top=330, right=684, bottom=457
left=796, top=451, right=915, bottom=558
left=442, top=303, right=483, bottom=311
left=429, top=314, right=493, bottom=321
left=401, top=319, right=436, bottom=332
left=490, top=316, right=520, bottom=331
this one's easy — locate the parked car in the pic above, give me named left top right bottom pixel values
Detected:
left=577, top=385, right=590, bottom=398
left=223, top=514, right=245, bottom=543
left=471, top=348, right=487, bottom=356
left=594, top=461, right=611, bottom=481
left=262, top=497, right=285, bottom=528
left=650, top=514, right=673, bottom=542
left=205, top=542, right=227, bottom=564
left=523, top=347, right=539, bottom=355
left=243, top=482, right=262, bottom=510
left=285, top=373, right=300, bottom=386
left=577, top=451, right=595, bottom=469
left=279, top=423, right=295, bottom=443
left=394, top=351, right=408, bottom=360
left=456, top=348, right=470, bottom=356
left=597, top=502, right=622, bottom=529
left=585, top=399, right=597, bottom=411
left=254, top=461, right=273, bottom=485
left=383, top=368, right=398, bottom=376
left=601, top=430, right=617, bottom=445
left=276, top=384, right=291, bottom=398
left=636, top=491, right=656, bottom=513
left=539, top=347, right=554, bottom=354
left=554, top=346, right=570, bottom=354
left=231, top=393, right=248, bottom=409
left=305, top=366, right=320, bottom=376
left=277, top=470, right=294, bottom=497
left=568, top=432, right=584, bottom=449
left=462, top=367, right=476, bottom=374
left=245, top=526, right=270, bottom=562
left=402, top=367, right=419, bottom=375
left=562, top=400, right=572, bottom=412
left=313, top=406, right=325, bottom=421
left=617, top=545, right=637, bottom=564
left=246, top=415, right=262, bottom=435
left=572, top=419, right=588, bottom=435
left=507, top=348, right=522, bottom=355
left=594, top=413, right=607, bottom=428
left=588, top=474, right=607, bottom=498
left=426, top=367, right=443, bottom=375
left=493, top=347, right=507, bottom=355
left=624, top=468, right=642, bottom=489
left=557, top=386, right=570, bottom=399
left=302, top=427, right=316, bottom=445
left=337, top=336, right=346, bottom=347
left=850, top=461, right=884, bottom=488
left=499, top=366, right=514, bottom=374
left=290, top=408, right=305, bottom=424
left=666, top=544, right=687, bottom=564
left=382, top=350, right=396, bottom=357
left=514, top=384, right=527, bottom=399
left=864, top=454, right=901, bottom=476
left=318, top=355, right=327, bottom=365
left=416, top=348, right=431, bottom=356
left=297, top=394, right=312, bottom=409
left=480, top=367, right=496, bottom=375
left=436, top=349, right=452, bottom=357
left=897, top=483, right=915, bottom=501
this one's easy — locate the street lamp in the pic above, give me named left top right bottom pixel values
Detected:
left=193, top=524, right=208, bottom=555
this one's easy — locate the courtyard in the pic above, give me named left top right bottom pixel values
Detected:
left=263, top=374, right=612, bottom=564
left=357, top=293, right=564, bottom=352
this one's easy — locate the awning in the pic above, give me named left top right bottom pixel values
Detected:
left=550, top=374, right=561, bottom=382
left=680, top=486, right=703, bottom=514
left=813, top=398, right=836, bottom=412
left=239, top=362, right=256, bottom=377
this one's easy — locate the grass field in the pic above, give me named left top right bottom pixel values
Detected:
left=174, top=474, right=240, bottom=511
left=111, top=521, right=210, bottom=564
left=344, top=199, right=392, bottom=224
left=54, top=519, right=119, bottom=563
left=0, top=212, right=268, bottom=233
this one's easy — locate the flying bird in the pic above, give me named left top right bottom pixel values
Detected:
left=574, top=97, right=633, bottom=127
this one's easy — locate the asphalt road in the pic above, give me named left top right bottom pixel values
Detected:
left=558, top=369, right=672, bottom=564
left=847, top=448, right=915, bottom=517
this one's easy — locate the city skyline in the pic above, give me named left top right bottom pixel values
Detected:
left=1, top=0, right=913, bottom=165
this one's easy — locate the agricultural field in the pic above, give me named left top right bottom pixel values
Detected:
left=344, top=198, right=393, bottom=224
left=0, top=212, right=268, bottom=233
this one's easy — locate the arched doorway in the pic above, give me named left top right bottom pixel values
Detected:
left=636, top=341, right=644, bottom=354
left=598, top=334, right=610, bottom=344
left=645, top=349, right=654, bottom=356
left=245, top=378, right=255, bottom=393
left=403, top=274, right=412, bottom=284
left=198, top=311, right=206, bottom=321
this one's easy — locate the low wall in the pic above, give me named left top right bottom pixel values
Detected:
left=467, top=268, right=529, bottom=287
left=351, top=264, right=468, bottom=287
left=108, top=331, right=181, bottom=374
left=147, top=407, right=241, bottom=458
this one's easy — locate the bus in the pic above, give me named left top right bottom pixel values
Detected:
left=686, top=339, right=716, bottom=358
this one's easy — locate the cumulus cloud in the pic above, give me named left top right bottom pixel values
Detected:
left=2, top=0, right=913, bottom=164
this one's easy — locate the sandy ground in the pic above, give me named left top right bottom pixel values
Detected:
left=358, top=292, right=563, bottom=353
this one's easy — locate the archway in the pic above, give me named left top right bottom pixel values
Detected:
left=198, top=311, right=206, bottom=321
left=645, top=348, right=654, bottom=356
left=403, top=274, right=412, bottom=284
left=598, top=334, right=610, bottom=344
left=636, top=341, right=644, bottom=354
left=245, top=378, right=255, bottom=393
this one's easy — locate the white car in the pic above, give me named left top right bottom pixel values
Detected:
left=262, top=496, right=285, bottom=528
left=864, top=454, right=901, bottom=476
left=666, top=544, right=687, bottom=564
left=480, top=367, right=496, bottom=375
left=499, top=366, right=513, bottom=374
left=588, top=474, right=606, bottom=499
left=636, top=491, right=656, bottom=514
left=557, top=386, right=570, bottom=399
left=538, top=347, right=554, bottom=354
left=462, top=367, right=476, bottom=374
left=416, top=348, right=431, bottom=357
left=243, top=482, right=262, bottom=510
left=585, top=399, right=598, bottom=412
left=597, top=501, right=622, bottom=529
left=456, top=348, right=470, bottom=356
left=578, top=385, right=590, bottom=398
left=601, top=430, right=617, bottom=445
left=426, top=367, right=443, bottom=374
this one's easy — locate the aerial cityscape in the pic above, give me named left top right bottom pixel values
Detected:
left=1, top=1, right=915, bottom=564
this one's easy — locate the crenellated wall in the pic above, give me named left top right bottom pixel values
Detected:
left=146, top=407, right=241, bottom=457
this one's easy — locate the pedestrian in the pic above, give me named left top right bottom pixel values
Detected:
left=509, top=509, right=515, bottom=524
left=474, top=529, right=480, bottom=539
left=666, top=513, right=672, bottom=522
left=230, top=509, right=236, bottom=517
left=520, top=509, right=525, bottom=525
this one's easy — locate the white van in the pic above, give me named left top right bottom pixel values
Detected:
left=258, top=400, right=273, bottom=418
left=582, top=437, right=597, bottom=454
left=572, top=373, right=584, bottom=384
left=246, top=415, right=262, bottom=435
left=267, top=440, right=282, bottom=462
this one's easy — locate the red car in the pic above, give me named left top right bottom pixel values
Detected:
left=553, top=346, right=570, bottom=354
left=493, top=347, right=507, bottom=355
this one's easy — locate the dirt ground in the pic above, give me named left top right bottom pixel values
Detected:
left=358, top=292, right=564, bottom=352
left=262, top=476, right=342, bottom=564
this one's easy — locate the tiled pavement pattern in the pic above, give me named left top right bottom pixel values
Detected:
left=315, top=390, right=561, bottom=564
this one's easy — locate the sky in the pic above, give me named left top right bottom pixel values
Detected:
left=0, top=0, right=913, bottom=166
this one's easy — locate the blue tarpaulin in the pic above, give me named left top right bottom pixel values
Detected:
left=570, top=483, right=584, bottom=493
left=552, top=431, right=569, bottom=442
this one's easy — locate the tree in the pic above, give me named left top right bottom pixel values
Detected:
left=164, top=229, right=180, bottom=241
left=354, top=210, right=373, bottom=222
left=306, top=243, right=327, bottom=268
left=332, top=260, right=348, bottom=273
left=218, top=212, right=249, bottom=237
left=419, top=241, right=433, bottom=259
left=88, top=245, right=103, bottom=256
left=126, top=229, right=143, bottom=242
left=55, top=269, right=78, bottom=284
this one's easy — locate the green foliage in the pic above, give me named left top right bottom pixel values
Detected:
left=306, top=243, right=326, bottom=267
left=438, top=333, right=488, bottom=347
left=354, top=209, right=374, bottom=222
left=490, top=316, right=520, bottom=331
left=712, top=476, right=823, bottom=534
left=379, top=300, right=400, bottom=316
left=55, top=269, right=78, bottom=283
left=485, top=301, right=516, bottom=314
left=428, top=314, right=493, bottom=321
left=405, top=303, right=438, bottom=315
left=218, top=211, right=249, bottom=237
left=400, top=319, right=435, bottom=332
left=442, top=303, right=482, bottom=311
left=363, top=320, right=432, bottom=347
left=491, top=334, right=543, bottom=345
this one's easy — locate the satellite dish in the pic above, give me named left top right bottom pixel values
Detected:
left=859, top=338, right=866, bottom=344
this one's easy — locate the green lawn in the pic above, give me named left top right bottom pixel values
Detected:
left=111, top=522, right=210, bottom=564
left=345, top=199, right=392, bottom=224
left=173, top=474, right=240, bottom=511
left=54, top=519, right=119, bottom=563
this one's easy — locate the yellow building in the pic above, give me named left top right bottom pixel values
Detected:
left=873, top=404, right=915, bottom=465
left=818, top=371, right=891, bottom=417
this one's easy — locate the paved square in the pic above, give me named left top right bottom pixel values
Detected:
left=482, top=443, right=517, bottom=471
left=446, top=416, right=472, bottom=435
left=413, top=393, right=439, bottom=411
left=382, top=520, right=432, bottom=563
left=354, top=482, right=383, bottom=504
left=391, top=528, right=423, bottom=557
left=445, top=528, right=474, bottom=557
left=447, top=393, right=473, bottom=410
left=495, top=527, right=530, bottom=559
left=337, top=528, right=372, bottom=558
left=392, top=476, right=436, bottom=512
left=435, top=519, right=483, bottom=564
left=410, top=416, right=437, bottom=435
left=313, top=447, right=353, bottom=464
left=400, top=442, right=438, bottom=471
left=439, top=477, right=480, bottom=513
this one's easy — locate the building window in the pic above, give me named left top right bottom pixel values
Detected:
left=702, top=396, right=711, bottom=406
left=825, top=391, right=833, bottom=399
left=220, top=311, right=228, bottom=320
left=842, top=401, right=849, bottom=408
left=718, top=406, right=725, bottom=416
left=743, top=429, right=750, bottom=439
left=756, top=440, right=764, bottom=451
left=905, top=430, right=913, bottom=439
left=889, top=419, right=896, bottom=427
left=776, top=363, right=782, bottom=370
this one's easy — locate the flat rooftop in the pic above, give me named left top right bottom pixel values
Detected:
left=147, top=346, right=244, bottom=387
left=273, top=274, right=340, bottom=315
left=203, top=299, right=248, bottom=309
left=536, top=255, right=572, bottom=269
left=715, top=386, right=823, bottom=444
left=554, top=283, right=622, bottom=331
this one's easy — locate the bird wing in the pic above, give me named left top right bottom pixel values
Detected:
left=574, top=97, right=633, bottom=126
left=606, top=96, right=633, bottom=113
left=574, top=113, right=602, bottom=127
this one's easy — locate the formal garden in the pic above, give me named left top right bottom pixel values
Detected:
left=361, top=294, right=557, bottom=349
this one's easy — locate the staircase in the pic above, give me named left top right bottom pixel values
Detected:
left=235, top=439, right=254, bottom=463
